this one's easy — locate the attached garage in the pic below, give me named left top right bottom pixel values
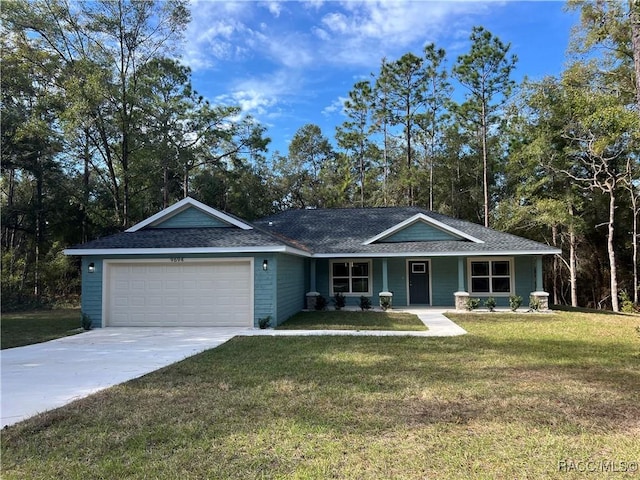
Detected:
left=104, top=259, right=253, bottom=327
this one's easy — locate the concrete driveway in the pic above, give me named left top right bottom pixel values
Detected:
left=1, top=310, right=464, bottom=428
left=1, top=327, right=248, bottom=428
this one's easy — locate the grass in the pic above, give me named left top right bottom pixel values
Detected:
left=2, top=310, right=639, bottom=479
left=1, top=308, right=83, bottom=349
left=276, top=310, right=428, bottom=331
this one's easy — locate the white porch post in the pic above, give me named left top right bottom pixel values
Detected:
left=530, top=255, right=550, bottom=311
left=379, top=258, right=393, bottom=309
left=535, top=256, right=543, bottom=292
left=454, top=256, right=468, bottom=311
left=310, top=258, right=317, bottom=292
left=306, top=258, right=320, bottom=310
left=382, top=258, right=388, bottom=292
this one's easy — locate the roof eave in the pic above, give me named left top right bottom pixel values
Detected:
left=311, top=249, right=561, bottom=258
left=63, top=245, right=312, bottom=257
left=362, top=213, right=485, bottom=245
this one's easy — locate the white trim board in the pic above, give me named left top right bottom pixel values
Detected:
left=125, top=197, right=253, bottom=232
left=362, top=213, right=484, bottom=245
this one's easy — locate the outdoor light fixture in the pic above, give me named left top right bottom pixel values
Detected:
left=88, top=262, right=95, bottom=273
left=262, top=259, right=268, bottom=271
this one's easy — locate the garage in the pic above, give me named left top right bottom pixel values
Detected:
left=104, top=259, right=253, bottom=327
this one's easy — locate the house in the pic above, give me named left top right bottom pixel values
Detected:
left=64, top=197, right=561, bottom=328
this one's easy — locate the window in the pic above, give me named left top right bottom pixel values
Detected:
left=469, top=258, right=513, bottom=295
left=331, top=260, right=371, bottom=295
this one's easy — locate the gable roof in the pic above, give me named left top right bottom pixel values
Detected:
left=253, top=207, right=560, bottom=257
left=362, top=213, right=484, bottom=245
left=126, top=197, right=253, bottom=232
left=65, top=201, right=560, bottom=257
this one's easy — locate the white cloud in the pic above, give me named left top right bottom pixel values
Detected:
left=312, top=0, right=493, bottom=67
left=322, top=96, right=348, bottom=116
left=260, top=0, right=283, bottom=17
left=217, top=70, right=302, bottom=119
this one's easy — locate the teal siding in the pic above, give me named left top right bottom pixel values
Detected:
left=514, top=256, right=535, bottom=301
left=431, top=257, right=459, bottom=306
left=311, top=255, right=538, bottom=308
left=383, top=221, right=459, bottom=242
left=81, top=253, right=278, bottom=328
left=80, top=252, right=541, bottom=326
left=151, top=207, right=231, bottom=228
left=81, top=258, right=103, bottom=328
left=275, top=254, right=306, bottom=325
left=254, top=254, right=276, bottom=327
left=386, top=258, right=408, bottom=306
left=463, top=256, right=536, bottom=307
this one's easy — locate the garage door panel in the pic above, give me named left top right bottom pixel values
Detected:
left=107, top=261, right=252, bottom=327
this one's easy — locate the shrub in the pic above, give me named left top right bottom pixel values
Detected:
left=359, top=296, right=372, bottom=311
left=258, top=316, right=272, bottom=329
left=620, top=291, right=636, bottom=313
left=529, top=295, right=541, bottom=312
left=465, top=297, right=480, bottom=311
left=333, top=292, right=346, bottom=310
left=484, top=297, right=496, bottom=312
left=314, top=295, right=328, bottom=311
left=81, top=312, right=93, bottom=331
left=509, top=295, right=523, bottom=312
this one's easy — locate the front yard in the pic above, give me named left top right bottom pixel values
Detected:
left=1, top=308, right=82, bottom=349
left=2, top=310, right=639, bottom=479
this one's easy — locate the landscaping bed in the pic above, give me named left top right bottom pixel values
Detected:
left=276, top=310, right=428, bottom=331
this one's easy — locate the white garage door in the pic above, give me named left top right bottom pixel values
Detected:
left=106, top=260, right=253, bottom=327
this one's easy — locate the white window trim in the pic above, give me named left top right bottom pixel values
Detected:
left=330, top=259, right=372, bottom=296
left=467, top=257, right=514, bottom=297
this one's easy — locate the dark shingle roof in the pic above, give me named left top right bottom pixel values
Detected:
left=253, top=207, right=558, bottom=255
left=68, top=205, right=558, bottom=256
left=71, top=227, right=298, bottom=250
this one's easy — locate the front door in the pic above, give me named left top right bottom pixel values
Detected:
left=408, top=261, right=430, bottom=305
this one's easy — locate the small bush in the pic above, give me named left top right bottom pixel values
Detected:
left=258, top=316, right=272, bottom=329
left=333, top=292, right=346, bottom=310
left=465, top=297, right=480, bottom=311
left=81, top=312, right=93, bottom=331
left=509, top=295, right=523, bottom=312
left=484, top=297, right=496, bottom=312
left=314, top=295, right=328, bottom=311
left=620, top=291, right=636, bottom=313
left=529, top=296, right=542, bottom=312
left=359, top=296, right=372, bottom=311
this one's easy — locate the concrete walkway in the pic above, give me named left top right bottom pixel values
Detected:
left=249, top=308, right=467, bottom=337
left=1, top=309, right=464, bottom=427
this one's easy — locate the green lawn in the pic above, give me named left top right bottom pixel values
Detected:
left=277, top=310, right=427, bottom=331
left=1, top=308, right=82, bottom=349
left=2, top=311, right=639, bottom=479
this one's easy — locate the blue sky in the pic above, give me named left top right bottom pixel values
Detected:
left=182, top=1, right=579, bottom=155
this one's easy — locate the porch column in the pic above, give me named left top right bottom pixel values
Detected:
left=535, top=256, right=543, bottom=292
left=457, top=256, right=465, bottom=291
left=530, top=255, right=550, bottom=311
left=454, top=256, right=468, bottom=311
left=306, top=259, right=320, bottom=310
left=382, top=258, right=389, bottom=292
left=310, top=258, right=317, bottom=292
left=379, top=258, right=393, bottom=310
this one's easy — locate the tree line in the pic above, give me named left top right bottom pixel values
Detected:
left=2, top=0, right=639, bottom=312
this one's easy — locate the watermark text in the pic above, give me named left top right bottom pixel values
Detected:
left=558, top=459, right=638, bottom=473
